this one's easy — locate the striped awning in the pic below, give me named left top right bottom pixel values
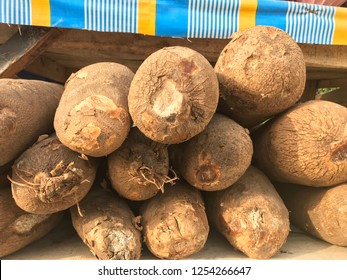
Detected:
left=0, top=0, right=346, bottom=45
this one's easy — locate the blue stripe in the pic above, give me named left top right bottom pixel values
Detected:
left=285, top=2, right=334, bottom=44
left=0, top=0, right=29, bottom=25
left=326, top=6, right=335, bottom=44
left=26, top=0, right=30, bottom=24
left=0, top=0, right=339, bottom=45
left=118, top=0, right=122, bottom=32
left=308, top=4, right=315, bottom=43
left=317, top=5, right=324, bottom=43
left=84, top=0, right=137, bottom=32
left=256, top=0, right=287, bottom=32
left=50, top=0, right=84, bottom=28
left=156, top=0, right=188, bottom=37
left=3, top=0, right=6, bottom=23
left=27, top=0, right=30, bottom=24
left=188, top=0, right=240, bottom=39
left=9, top=0, right=12, bottom=23
left=329, top=7, right=335, bottom=44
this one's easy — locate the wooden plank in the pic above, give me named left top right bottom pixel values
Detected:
left=42, top=30, right=347, bottom=86
left=44, top=51, right=144, bottom=73
left=8, top=27, right=344, bottom=81
left=300, top=80, right=318, bottom=102
left=316, top=78, right=347, bottom=106
left=25, top=55, right=70, bottom=83
left=46, top=29, right=228, bottom=63
left=316, top=88, right=347, bottom=107
left=299, top=44, right=347, bottom=71
left=317, top=78, right=347, bottom=89
left=306, top=70, right=347, bottom=80
left=46, top=30, right=347, bottom=72
left=0, top=24, right=18, bottom=44
left=0, top=26, right=62, bottom=78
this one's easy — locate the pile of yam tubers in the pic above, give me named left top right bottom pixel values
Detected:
left=1, top=26, right=346, bottom=260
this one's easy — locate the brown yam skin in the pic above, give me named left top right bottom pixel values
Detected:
left=0, top=79, right=62, bottom=167
left=170, top=113, right=253, bottom=191
left=70, top=187, right=142, bottom=260
left=215, top=26, right=306, bottom=128
left=253, top=100, right=347, bottom=187
left=108, top=127, right=172, bottom=201
left=275, top=182, right=347, bottom=246
left=11, top=134, right=98, bottom=214
left=54, top=62, right=133, bottom=157
left=205, top=166, right=290, bottom=259
left=205, top=166, right=289, bottom=259
left=128, top=46, right=219, bottom=144
left=140, top=181, right=209, bottom=259
left=0, top=181, right=63, bottom=258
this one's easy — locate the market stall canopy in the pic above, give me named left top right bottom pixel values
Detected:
left=0, top=0, right=346, bottom=45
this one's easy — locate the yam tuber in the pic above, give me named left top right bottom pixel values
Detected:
left=204, top=166, right=290, bottom=259
left=128, top=46, right=219, bottom=144
left=253, top=100, right=347, bottom=187
left=11, top=134, right=98, bottom=214
left=140, top=181, right=209, bottom=259
left=275, top=182, right=347, bottom=246
left=214, top=26, right=306, bottom=128
left=170, top=113, right=253, bottom=191
left=108, top=127, right=175, bottom=201
left=0, top=176, right=63, bottom=258
left=70, top=186, right=142, bottom=260
left=0, top=79, right=62, bottom=167
left=54, top=62, right=133, bottom=157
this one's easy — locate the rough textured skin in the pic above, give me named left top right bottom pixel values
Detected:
left=204, top=166, right=290, bottom=259
left=0, top=181, right=63, bottom=258
left=11, top=134, right=98, bottom=214
left=70, top=187, right=142, bottom=260
left=108, top=127, right=173, bottom=201
left=54, top=62, right=133, bottom=157
left=253, top=100, right=347, bottom=187
left=0, top=79, right=62, bottom=167
left=140, top=181, right=209, bottom=259
left=128, top=46, right=219, bottom=144
left=276, top=182, right=347, bottom=246
left=170, top=113, right=253, bottom=191
left=215, top=26, right=306, bottom=128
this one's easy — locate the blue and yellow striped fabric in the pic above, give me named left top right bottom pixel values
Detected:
left=0, top=0, right=346, bottom=45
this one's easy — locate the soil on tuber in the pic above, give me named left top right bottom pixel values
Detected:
left=70, top=186, right=142, bottom=260
left=275, top=182, right=347, bottom=246
left=10, top=134, right=99, bottom=214
left=170, top=113, right=253, bottom=191
left=0, top=79, right=62, bottom=167
left=140, top=181, right=209, bottom=259
left=0, top=174, right=63, bottom=258
left=54, top=62, right=134, bottom=157
left=108, top=127, right=176, bottom=201
left=253, top=100, right=347, bottom=187
left=204, top=166, right=290, bottom=259
left=215, top=25, right=306, bottom=128
left=128, top=46, right=219, bottom=144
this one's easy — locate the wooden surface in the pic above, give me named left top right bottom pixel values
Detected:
left=43, top=29, right=347, bottom=81
left=314, top=78, right=347, bottom=106
left=0, top=24, right=18, bottom=44
left=1, top=24, right=347, bottom=84
left=24, top=55, right=70, bottom=83
left=300, top=44, right=347, bottom=71
left=2, top=214, right=347, bottom=260
left=0, top=26, right=62, bottom=78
